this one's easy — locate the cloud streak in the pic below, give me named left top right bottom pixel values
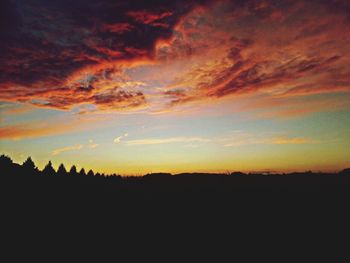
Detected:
left=126, top=137, right=210, bottom=146
left=0, top=115, right=106, bottom=140
left=223, top=135, right=312, bottom=147
left=88, top=139, right=99, bottom=149
left=125, top=132, right=314, bottom=148
left=52, top=144, right=83, bottom=156
left=114, top=133, right=128, bottom=144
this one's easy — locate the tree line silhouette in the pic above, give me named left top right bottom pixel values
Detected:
left=2, top=153, right=350, bottom=243
left=1, top=153, right=350, bottom=192
left=1, top=154, right=120, bottom=178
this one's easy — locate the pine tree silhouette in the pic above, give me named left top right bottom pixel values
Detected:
left=69, top=165, right=78, bottom=176
left=0, top=155, right=14, bottom=176
left=23, top=157, right=36, bottom=171
left=0, top=154, right=13, bottom=167
left=79, top=168, right=86, bottom=177
left=87, top=169, right=94, bottom=177
left=42, top=161, right=56, bottom=176
left=57, top=163, right=67, bottom=176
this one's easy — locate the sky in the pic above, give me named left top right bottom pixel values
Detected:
left=1, top=0, right=350, bottom=174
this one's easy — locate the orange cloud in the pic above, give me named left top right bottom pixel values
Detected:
left=0, top=1, right=199, bottom=112
left=127, top=10, right=173, bottom=27
left=0, top=115, right=105, bottom=140
left=1, top=0, right=350, bottom=116
left=100, top=23, right=134, bottom=34
left=155, top=0, right=350, bottom=115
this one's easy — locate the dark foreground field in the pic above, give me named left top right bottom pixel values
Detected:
left=1, top=155, right=350, bottom=259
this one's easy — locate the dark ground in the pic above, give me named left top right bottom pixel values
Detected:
left=1, top=156, right=350, bottom=260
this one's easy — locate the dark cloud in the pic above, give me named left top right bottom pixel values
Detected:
left=1, top=0, right=349, bottom=111
left=93, top=89, right=146, bottom=110
left=30, top=87, right=147, bottom=111
left=164, top=89, right=194, bottom=106
left=0, top=0, right=207, bottom=110
left=127, top=10, right=174, bottom=28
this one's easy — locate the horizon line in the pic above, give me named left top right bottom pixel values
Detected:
left=1, top=154, right=348, bottom=177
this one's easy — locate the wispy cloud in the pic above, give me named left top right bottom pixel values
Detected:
left=0, top=103, right=34, bottom=116
left=125, top=132, right=313, bottom=147
left=126, top=137, right=210, bottom=146
left=272, top=137, right=310, bottom=145
left=114, top=133, right=128, bottom=144
left=52, top=139, right=99, bottom=155
left=0, top=121, right=83, bottom=141
left=52, top=144, right=83, bottom=155
left=222, top=132, right=313, bottom=147
left=0, top=115, right=107, bottom=141
left=88, top=139, right=99, bottom=149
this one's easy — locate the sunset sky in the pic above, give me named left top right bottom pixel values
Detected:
left=1, top=0, right=350, bottom=174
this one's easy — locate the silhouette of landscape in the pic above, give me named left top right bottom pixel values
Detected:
left=2, top=154, right=350, bottom=197
left=2, top=153, right=350, bottom=256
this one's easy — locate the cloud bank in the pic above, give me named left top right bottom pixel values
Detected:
left=0, top=0, right=349, bottom=113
